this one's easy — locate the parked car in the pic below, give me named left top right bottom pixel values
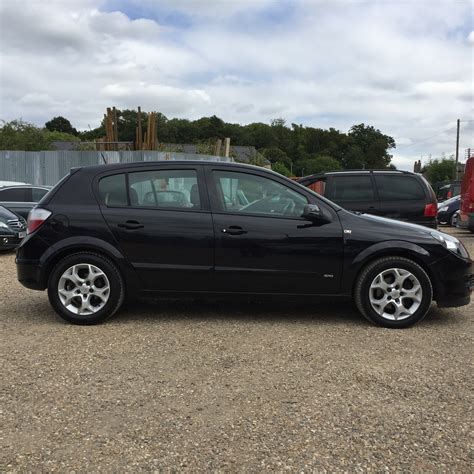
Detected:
left=437, top=182, right=461, bottom=202
left=0, top=180, right=28, bottom=187
left=298, top=170, right=438, bottom=228
left=0, top=185, right=51, bottom=219
left=17, top=162, right=472, bottom=328
left=438, top=195, right=461, bottom=226
left=0, top=205, right=27, bottom=251
left=458, top=156, right=474, bottom=233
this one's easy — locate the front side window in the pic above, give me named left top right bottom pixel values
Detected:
left=213, top=171, right=308, bottom=218
left=375, top=175, right=425, bottom=200
left=129, top=169, right=200, bottom=209
left=329, top=176, right=374, bottom=201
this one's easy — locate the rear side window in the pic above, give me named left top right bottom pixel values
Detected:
left=329, top=176, right=374, bottom=201
left=375, top=175, right=425, bottom=200
left=99, top=174, right=127, bottom=206
left=32, top=188, right=49, bottom=201
left=0, top=188, right=31, bottom=201
left=129, top=169, right=200, bottom=209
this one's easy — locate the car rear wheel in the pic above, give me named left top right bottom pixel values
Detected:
left=48, top=252, right=124, bottom=324
left=354, top=257, right=433, bottom=328
left=450, top=212, right=457, bottom=227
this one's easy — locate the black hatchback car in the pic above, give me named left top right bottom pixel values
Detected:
left=298, top=170, right=438, bottom=228
left=17, top=161, right=472, bottom=328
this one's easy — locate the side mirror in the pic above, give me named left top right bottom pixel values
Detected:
left=302, top=204, right=330, bottom=223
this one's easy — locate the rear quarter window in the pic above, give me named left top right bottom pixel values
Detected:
left=99, top=174, right=128, bottom=207
left=374, top=175, right=425, bottom=200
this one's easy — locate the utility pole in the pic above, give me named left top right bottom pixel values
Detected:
left=455, top=118, right=460, bottom=180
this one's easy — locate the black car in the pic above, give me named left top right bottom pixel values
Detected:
left=0, top=205, right=26, bottom=251
left=298, top=170, right=438, bottom=228
left=16, top=161, right=472, bottom=328
left=0, top=185, right=51, bottom=219
left=438, top=195, right=461, bottom=226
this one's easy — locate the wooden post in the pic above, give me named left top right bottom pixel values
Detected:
left=113, top=107, right=118, bottom=150
left=137, top=106, right=142, bottom=150
left=224, top=137, right=230, bottom=158
left=214, top=139, right=222, bottom=156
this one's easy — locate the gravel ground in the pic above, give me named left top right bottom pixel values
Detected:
left=1, top=227, right=473, bottom=472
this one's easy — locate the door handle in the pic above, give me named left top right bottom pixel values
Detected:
left=118, top=220, right=144, bottom=230
left=222, top=225, right=247, bottom=235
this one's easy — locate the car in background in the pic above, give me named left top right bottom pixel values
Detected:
left=0, top=205, right=27, bottom=251
left=438, top=195, right=461, bottom=226
left=0, top=185, right=51, bottom=219
left=458, top=156, right=474, bottom=233
left=0, top=180, right=28, bottom=187
left=437, top=182, right=461, bottom=202
left=298, top=170, right=438, bottom=228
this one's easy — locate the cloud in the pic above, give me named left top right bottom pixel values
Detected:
left=0, top=0, right=472, bottom=170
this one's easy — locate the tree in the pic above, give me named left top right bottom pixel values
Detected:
left=272, top=161, right=291, bottom=177
left=261, top=147, right=291, bottom=167
left=422, top=157, right=456, bottom=184
left=348, top=123, right=395, bottom=168
left=297, top=155, right=342, bottom=176
left=0, top=119, right=51, bottom=150
left=45, top=116, right=77, bottom=135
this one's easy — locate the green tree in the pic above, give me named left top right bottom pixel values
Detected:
left=422, top=157, right=456, bottom=184
left=272, top=161, right=291, bottom=177
left=261, top=147, right=291, bottom=167
left=0, top=119, right=51, bottom=150
left=298, top=155, right=342, bottom=176
left=45, top=116, right=77, bottom=135
left=348, top=123, right=395, bottom=168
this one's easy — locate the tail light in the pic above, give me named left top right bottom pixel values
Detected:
left=27, top=208, right=52, bottom=235
left=424, top=203, right=438, bottom=217
left=447, top=191, right=452, bottom=199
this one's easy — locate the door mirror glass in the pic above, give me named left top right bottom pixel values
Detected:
left=302, top=204, right=329, bottom=222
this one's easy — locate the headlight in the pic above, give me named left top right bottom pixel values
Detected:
left=438, top=206, right=448, bottom=212
left=0, top=221, right=8, bottom=229
left=430, top=231, right=470, bottom=259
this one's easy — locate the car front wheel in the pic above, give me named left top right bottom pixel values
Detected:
left=354, top=257, right=433, bottom=328
left=48, top=252, right=124, bottom=324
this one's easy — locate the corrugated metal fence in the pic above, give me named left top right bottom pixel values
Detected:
left=0, top=151, right=232, bottom=186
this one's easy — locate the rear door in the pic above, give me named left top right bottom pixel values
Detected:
left=373, top=174, right=429, bottom=223
left=98, top=165, right=214, bottom=292
left=326, top=174, right=379, bottom=214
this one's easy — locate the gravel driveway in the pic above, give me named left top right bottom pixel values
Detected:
left=1, top=227, right=472, bottom=471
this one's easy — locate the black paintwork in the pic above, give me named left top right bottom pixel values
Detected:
left=0, top=205, right=26, bottom=251
left=16, top=161, right=472, bottom=307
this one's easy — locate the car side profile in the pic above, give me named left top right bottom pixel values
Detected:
left=17, top=161, right=472, bottom=328
left=298, top=170, right=438, bottom=228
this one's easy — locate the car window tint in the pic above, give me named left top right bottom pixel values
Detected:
left=375, top=175, right=425, bottom=200
left=213, top=171, right=307, bottom=218
left=32, top=188, right=49, bottom=201
left=330, top=176, right=374, bottom=201
left=99, top=174, right=127, bottom=207
left=128, top=169, right=200, bottom=209
left=0, top=188, right=31, bottom=201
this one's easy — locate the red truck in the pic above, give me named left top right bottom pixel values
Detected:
left=458, top=156, right=474, bottom=232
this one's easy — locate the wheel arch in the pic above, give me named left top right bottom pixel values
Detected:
left=39, top=237, right=140, bottom=297
left=347, top=242, right=440, bottom=300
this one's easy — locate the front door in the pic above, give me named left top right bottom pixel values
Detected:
left=206, top=168, right=344, bottom=295
left=98, top=165, right=214, bottom=292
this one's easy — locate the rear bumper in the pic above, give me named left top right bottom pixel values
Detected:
left=16, top=258, right=45, bottom=290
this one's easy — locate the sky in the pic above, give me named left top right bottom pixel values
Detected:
left=0, top=0, right=473, bottom=170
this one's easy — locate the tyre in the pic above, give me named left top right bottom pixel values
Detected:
left=449, top=212, right=457, bottom=227
left=354, top=257, right=433, bottom=328
left=47, top=252, right=124, bottom=325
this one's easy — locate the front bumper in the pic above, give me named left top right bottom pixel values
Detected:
left=0, top=234, right=22, bottom=250
left=431, top=253, right=473, bottom=308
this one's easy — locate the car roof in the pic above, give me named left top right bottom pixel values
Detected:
left=0, top=185, right=52, bottom=189
left=298, top=169, right=419, bottom=182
